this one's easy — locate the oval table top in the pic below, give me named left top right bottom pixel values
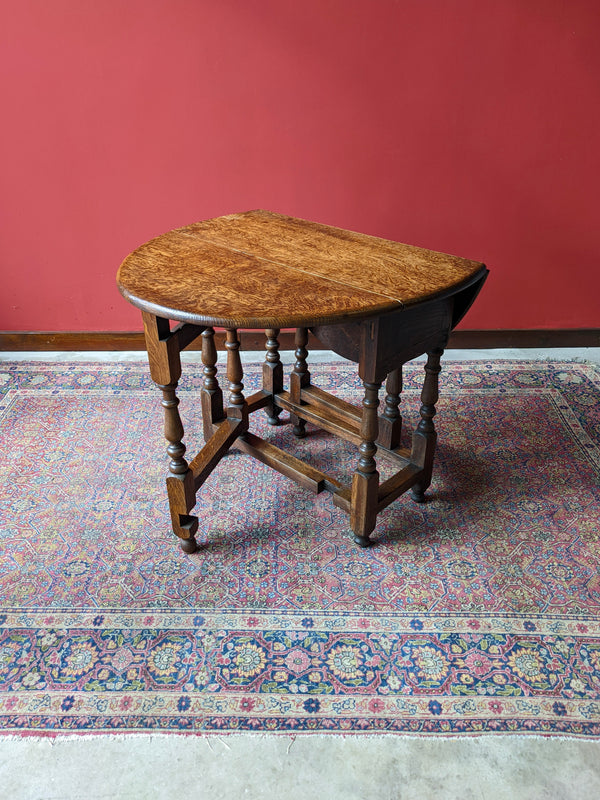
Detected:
left=117, top=210, right=486, bottom=329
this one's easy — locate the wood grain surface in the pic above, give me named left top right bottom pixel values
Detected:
left=117, top=210, right=486, bottom=329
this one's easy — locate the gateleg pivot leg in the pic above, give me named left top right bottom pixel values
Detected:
left=201, top=327, right=224, bottom=442
left=289, top=327, right=310, bottom=438
left=263, top=328, right=283, bottom=425
left=411, top=349, right=443, bottom=503
left=351, top=380, right=382, bottom=547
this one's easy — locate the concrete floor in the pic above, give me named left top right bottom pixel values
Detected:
left=1, top=734, right=600, bottom=800
left=1, top=348, right=600, bottom=799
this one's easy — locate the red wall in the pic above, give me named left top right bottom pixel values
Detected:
left=1, top=0, right=599, bottom=332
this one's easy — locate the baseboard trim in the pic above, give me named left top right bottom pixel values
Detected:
left=1, top=329, right=599, bottom=352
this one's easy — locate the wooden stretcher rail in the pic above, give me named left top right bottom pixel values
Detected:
left=272, top=388, right=412, bottom=464
left=171, top=322, right=206, bottom=351
left=300, top=384, right=362, bottom=422
left=235, top=431, right=351, bottom=509
left=377, top=464, right=422, bottom=512
left=274, top=390, right=363, bottom=446
left=188, top=417, right=244, bottom=491
left=244, top=390, right=271, bottom=414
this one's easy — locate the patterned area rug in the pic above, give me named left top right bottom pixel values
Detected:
left=1, top=359, right=599, bottom=736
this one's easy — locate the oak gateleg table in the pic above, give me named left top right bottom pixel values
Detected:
left=117, top=211, right=487, bottom=551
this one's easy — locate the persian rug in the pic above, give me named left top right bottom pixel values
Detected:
left=0, top=359, right=599, bottom=737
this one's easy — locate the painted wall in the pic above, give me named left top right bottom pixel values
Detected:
left=1, top=0, right=599, bottom=332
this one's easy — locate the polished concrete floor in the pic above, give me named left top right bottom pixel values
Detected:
left=1, top=348, right=599, bottom=799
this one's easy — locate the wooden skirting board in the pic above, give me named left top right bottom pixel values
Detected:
left=1, top=329, right=599, bottom=352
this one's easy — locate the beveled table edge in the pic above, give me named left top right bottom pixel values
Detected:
left=115, top=280, right=401, bottom=330
left=116, top=267, right=488, bottom=331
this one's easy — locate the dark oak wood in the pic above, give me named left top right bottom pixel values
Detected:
left=142, top=311, right=199, bottom=553
left=377, top=464, right=422, bottom=512
left=225, top=328, right=247, bottom=423
left=275, top=390, right=363, bottom=446
left=350, top=381, right=382, bottom=547
left=158, top=383, right=188, bottom=476
left=410, top=349, right=443, bottom=503
left=378, top=367, right=402, bottom=450
left=244, top=390, right=272, bottom=415
left=313, top=293, right=457, bottom=382
left=188, top=417, right=244, bottom=491
left=235, top=433, right=351, bottom=507
left=235, top=432, right=326, bottom=493
left=290, top=327, right=310, bottom=438
left=118, top=211, right=489, bottom=550
left=299, top=385, right=362, bottom=424
left=200, top=327, right=224, bottom=443
left=263, top=328, right=283, bottom=425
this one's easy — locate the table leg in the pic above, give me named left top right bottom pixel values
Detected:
left=160, top=383, right=199, bottom=553
left=263, top=328, right=283, bottom=425
left=350, top=380, right=382, bottom=547
left=142, top=312, right=199, bottom=554
left=290, top=327, right=310, bottom=438
left=377, top=367, right=403, bottom=450
left=411, top=349, right=443, bottom=503
left=225, top=328, right=248, bottom=425
left=201, top=327, right=224, bottom=442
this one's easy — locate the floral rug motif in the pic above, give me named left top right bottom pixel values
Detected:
left=0, top=359, right=599, bottom=735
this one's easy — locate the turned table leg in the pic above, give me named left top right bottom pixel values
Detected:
left=350, top=380, right=382, bottom=547
left=289, top=327, right=310, bottom=438
left=411, top=348, right=443, bottom=503
left=225, top=328, right=248, bottom=425
left=263, top=328, right=283, bottom=425
left=377, top=367, right=402, bottom=450
left=201, top=326, right=224, bottom=442
left=142, top=312, right=199, bottom=554
left=160, top=383, right=199, bottom=553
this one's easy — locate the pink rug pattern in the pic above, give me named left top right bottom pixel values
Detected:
left=0, top=359, right=599, bottom=735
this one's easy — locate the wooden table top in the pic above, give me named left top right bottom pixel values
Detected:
left=117, top=210, right=486, bottom=329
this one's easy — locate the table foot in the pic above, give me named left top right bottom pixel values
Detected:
left=180, top=536, right=198, bottom=554
left=292, top=421, right=307, bottom=438
left=411, top=488, right=427, bottom=503
left=353, top=534, right=372, bottom=548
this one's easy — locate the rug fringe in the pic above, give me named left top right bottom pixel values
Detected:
left=2, top=731, right=600, bottom=743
